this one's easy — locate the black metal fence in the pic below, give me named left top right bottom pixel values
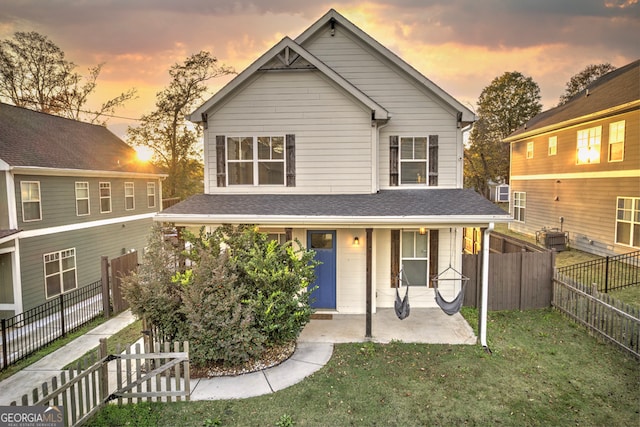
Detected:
left=1, top=280, right=103, bottom=370
left=556, top=250, right=640, bottom=293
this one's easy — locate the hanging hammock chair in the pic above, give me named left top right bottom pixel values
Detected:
left=394, top=269, right=411, bottom=320
left=432, top=265, right=469, bottom=315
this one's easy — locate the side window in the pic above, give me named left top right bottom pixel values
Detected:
left=576, top=126, right=601, bottom=164
left=99, top=182, right=112, bottom=213
left=526, top=141, right=534, bottom=159
left=513, top=192, right=526, bottom=222
left=147, top=182, right=156, bottom=208
left=21, top=181, right=42, bottom=222
left=548, top=136, right=557, bottom=156
left=44, top=248, right=77, bottom=298
left=124, top=182, right=135, bottom=210
left=75, top=182, right=90, bottom=216
left=615, top=197, right=639, bottom=248
left=608, top=120, right=625, bottom=162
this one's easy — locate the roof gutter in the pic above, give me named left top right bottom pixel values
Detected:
left=10, top=166, right=168, bottom=179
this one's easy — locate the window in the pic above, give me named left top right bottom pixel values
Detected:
left=401, top=231, right=428, bottom=286
left=21, top=181, right=41, bottom=222
left=147, top=182, right=156, bottom=208
left=44, top=248, right=77, bottom=298
left=513, top=192, right=526, bottom=222
left=75, top=182, right=90, bottom=216
left=548, top=136, right=557, bottom=156
left=576, top=125, right=601, bottom=164
left=526, top=141, right=534, bottom=159
left=99, top=182, right=111, bottom=213
left=267, top=233, right=287, bottom=245
left=124, top=182, right=135, bottom=210
left=609, top=120, right=625, bottom=162
left=400, top=137, right=427, bottom=184
left=227, top=136, right=285, bottom=185
left=616, top=197, right=640, bottom=248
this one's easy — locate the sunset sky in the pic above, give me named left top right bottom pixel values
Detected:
left=1, top=0, right=638, bottom=139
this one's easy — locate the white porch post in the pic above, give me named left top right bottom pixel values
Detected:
left=480, top=222, right=494, bottom=348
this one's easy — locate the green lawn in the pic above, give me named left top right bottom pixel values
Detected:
left=90, top=308, right=639, bottom=427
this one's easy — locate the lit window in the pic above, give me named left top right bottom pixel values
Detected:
left=513, top=192, right=526, bottom=222
left=44, top=248, right=77, bottom=298
left=608, top=121, right=625, bottom=162
left=526, top=141, right=534, bottom=159
left=615, top=197, right=640, bottom=248
left=99, top=182, right=111, bottom=213
left=576, top=126, right=601, bottom=164
left=21, top=181, right=41, bottom=222
left=400, top=137, right=428, bottom=184
left=548, top=136, right=557, bottom=156
left=125, top=182, right=135, bottom=210
left=75, top=182, right=90, bottom=216
left=147, top=182, right=156, bottom=208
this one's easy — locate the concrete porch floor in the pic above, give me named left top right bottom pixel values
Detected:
left=298, top=308, right=477, bottom=345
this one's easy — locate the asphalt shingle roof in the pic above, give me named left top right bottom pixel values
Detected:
left=160, top=189, right=509, bottom=218
left=0, top=103, right=158, bottom=174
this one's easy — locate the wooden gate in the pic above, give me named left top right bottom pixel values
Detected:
left=101, top=251, right=138, bottom=316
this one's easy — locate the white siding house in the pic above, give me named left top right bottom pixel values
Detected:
left=156, top=9, right=510, bottom=341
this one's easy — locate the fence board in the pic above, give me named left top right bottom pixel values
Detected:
left=110, top=251, right=138, bottom=313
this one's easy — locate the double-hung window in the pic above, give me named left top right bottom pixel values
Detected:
left=548, top=136, right=557, bottom=156
left=608, top=120, right=625, bottom=162
left=401, top=231, right=429, bottom=286
left=227, top=136, right=285, bottom=185
left=147, top=182, right=156, bottom=208
left=44, top=248, right=77, bottom=298
left=99, top=182, right=111, bottom=213
left=400, top=137, right=427, bottom=184
left=75, top=182, right=90, bottom=216
left=124, top=182, right=135, bottom=210
left=576, top=126, right=601, bottom=164
left=526, top=141, right=534, bottom=159
left=513, top=192, right=526, bottom=222
left=21, top=181, right=41, bottom=222
left=616, top=197, right=639, bottom=248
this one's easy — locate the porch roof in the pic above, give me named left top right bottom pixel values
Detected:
left=155, top=189, right=511, bottom=226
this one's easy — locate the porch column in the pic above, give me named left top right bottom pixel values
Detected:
left=479, top=223, right=494, bottom=349
left=365, top=228, right=373, bottom=338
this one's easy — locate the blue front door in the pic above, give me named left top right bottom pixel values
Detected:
left=308, top=230, right=336, bottom=309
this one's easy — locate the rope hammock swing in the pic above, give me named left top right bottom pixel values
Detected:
left=431, top=228, right=469, bottom=316
left=394, top=267, right=411, bottom=320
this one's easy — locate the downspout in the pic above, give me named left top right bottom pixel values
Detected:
left=480, top=222, right=494, bottom=351
left=373, top=117, right=391, bottom=193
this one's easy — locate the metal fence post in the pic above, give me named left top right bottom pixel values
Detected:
left=1, top=319, right=7, bottom=370
left=101, top=256, right=110, bottom=319
left=605, top=256, right=610, bottom=293
left=59, top=294, right=66, bottom=337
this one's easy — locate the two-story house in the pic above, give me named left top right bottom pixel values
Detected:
left=505, top=60, right=639, bottom=256
left=156, top=10, right=510, bottom=338
left=0, top=103, right=166, bottom=318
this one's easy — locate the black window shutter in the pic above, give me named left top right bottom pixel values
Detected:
left=389, top=135, right=399, bottom=186
left=429, top=229, right=439, bottom=288
left=390, top=230, right=400, bottom=287
left=428, top=135, right=438, bottom=186
left=216, top=135, right=226, bottom=187
left=286, top=134, right=295, bottom=187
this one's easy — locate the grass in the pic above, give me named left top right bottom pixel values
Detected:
left=89, top=308, right=639, bottom=427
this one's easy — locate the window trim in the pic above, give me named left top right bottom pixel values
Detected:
left=513, top=192, right=526, bottom=222
left=226, top=135, right=286, bottom=186
left=399, top=136, right=429, bottom=186
left=43, top=248, right=77, bottom=299
left=147, top=182, right=156, bottom=208
left=99, top=182, right=112, bottom=213
left=124, top=182, right=135, bottom=211
left=526, top=141, right=534, bottom=159
left=576, top=125, right=602, bottom=165
left=75, top=181, right=90, bottom=216
left=608, top=120, right=625, bottom=163
left=548, top=136, right=557, bottom=156
left=20, top=181, right=42, bottom=222
left=615, top=196, right=639, bottom=248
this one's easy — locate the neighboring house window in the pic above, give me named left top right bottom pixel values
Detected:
left=401, top=230, right=428, bottom=286
left=513, top=192, right=526, bottom=222
left=615, top=197, right=639, bottom=248
left=400, top=137, right=427, bottom=184
left=44, top=248, right=77, bottom=298
left=548, top=136, right=557, bottom=156
left=608, top=120, right=625, bottom=162
left=227, top=136, right=285, bottom=185
left=526, top=141, right=534, bottom=159
left=99, top=182, right=112, bottom=213
left=124, top=182, right=135, bottom=210
left=267, top=233, right=287, bottom=244
left=21, top=181, right=42, bottom=222
left=75, top=182, right=90, bottom=216
left=147, top=182, right=156, bottom=208
left=576, top=125, right=601, bottom=164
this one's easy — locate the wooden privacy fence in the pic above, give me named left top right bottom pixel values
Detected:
left=553, top=276, right=639, bottom=359
left=11, top=338, right=189, bottom=426
left=101, top=251, right=138, bottom=317
left=463, top=250, right=556, bottom=310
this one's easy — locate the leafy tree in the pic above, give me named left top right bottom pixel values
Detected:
left=464, top=71, right=542, bottom=197
left=0, top=31, right=135, bottom=124
left=126, top=52, right=234, bottom=199
left=558, top=63, right=616, bottom=106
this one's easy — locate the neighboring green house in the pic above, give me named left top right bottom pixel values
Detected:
left=0, top=103, right=166, bottom=318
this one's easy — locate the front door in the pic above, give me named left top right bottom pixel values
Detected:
left=308, top=230, right=336, bottom=309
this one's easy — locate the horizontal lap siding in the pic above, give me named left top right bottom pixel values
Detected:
left=303, top=28, right=461, bottom=189
left=207, top=71, right=373, bottom=194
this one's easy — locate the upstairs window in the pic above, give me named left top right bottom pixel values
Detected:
left=21, top=181, right=41, bottom=222
left=124, top=182, right=135, bottom=210
left=548, top=136, right=557, bottom=156
left=608, top=120, right=625, bottom=162
left=75, top=182, right=90, bottom=216
left=513, top=192, right=526, bottom=222
left=616, top=197, right=639, bottom=248
left=576, top=126, right=601, bottom=164
left=147, top=182, right=156, bottom=208
left=400, top=137, right=427, bottom=184
left=227, top=136, right=285, bottom=185
left=99, top=182, right=111, bottom=213
left=526, top=141, right=534, bottom=159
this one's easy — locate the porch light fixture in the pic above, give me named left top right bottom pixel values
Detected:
left=419, top=227, right=427, bottom=235
left=353, top=236, right=360, bottom=246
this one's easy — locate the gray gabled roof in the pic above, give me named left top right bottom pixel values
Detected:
left=505, top=59, right=639, bottom=141
left=156, top=189, right=510, bottom=226
left=0, top=103, right=162, bottom=176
